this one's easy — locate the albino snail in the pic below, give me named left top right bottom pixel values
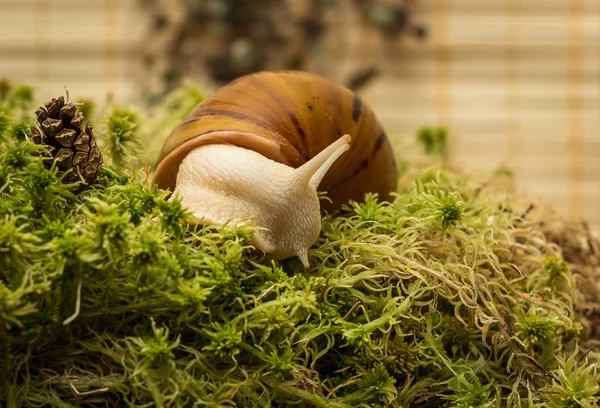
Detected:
left=152, top=70, right=397, bottom=267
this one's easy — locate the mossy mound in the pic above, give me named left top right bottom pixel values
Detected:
left=0, top=82, right=599, bottom=407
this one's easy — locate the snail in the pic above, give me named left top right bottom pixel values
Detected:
left=152, top=70, right=397, bottom=267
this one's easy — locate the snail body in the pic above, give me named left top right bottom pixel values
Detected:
left=152, top=70, right=397, bottom=266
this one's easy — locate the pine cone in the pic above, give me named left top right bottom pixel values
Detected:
left=30, top=96, right=103, bottom=189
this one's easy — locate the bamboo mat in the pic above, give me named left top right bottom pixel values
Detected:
left=0, top=0, right=144, bottom=103
left=317, top=0, right=600, bottom=233
left=0, top=0, right=598, bottom=232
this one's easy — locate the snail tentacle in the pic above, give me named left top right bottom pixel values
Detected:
left=296, top=134, right=352, bottom=190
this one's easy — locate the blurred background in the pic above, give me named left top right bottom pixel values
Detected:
left=0, top=0, right=599, bottom=232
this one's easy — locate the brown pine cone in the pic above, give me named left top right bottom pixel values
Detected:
left=30, top=96, right=103, bottom=189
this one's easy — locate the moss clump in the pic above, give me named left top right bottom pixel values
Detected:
left=0, top=82, right=599, bottom=407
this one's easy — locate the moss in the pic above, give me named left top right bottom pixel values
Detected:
left=0, top=82, right=599, bottom=407
left=99, top=105, right=143, bottom=172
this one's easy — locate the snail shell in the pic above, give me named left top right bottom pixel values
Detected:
left=152, top=70, right=397, bottom=266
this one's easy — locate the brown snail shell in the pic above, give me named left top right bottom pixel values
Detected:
left=152, top=70, right=397, bottom=213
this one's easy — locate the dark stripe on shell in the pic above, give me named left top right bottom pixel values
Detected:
left=256, top=80, right=309, bottom=159
left=288, top=112, right=307, bottom=143
left=352, top=94, right=362, bottom=124
left=180, top=108, right=284, bottom=139
left=373, top=130, right=386, bottom=155
left=336, top=129, right=391, bottom=186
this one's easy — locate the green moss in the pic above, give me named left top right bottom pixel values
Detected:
left=545, top=352, right=600, bottom=407
left=0, top=82, right=598, bottom=407
left=100, top=105, right=143, bottom=171
left=0, top=78, right=35, bottom=122
left=75, top=98, right=96, bottom=123
left=417, top=126, right=448, bottom=158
